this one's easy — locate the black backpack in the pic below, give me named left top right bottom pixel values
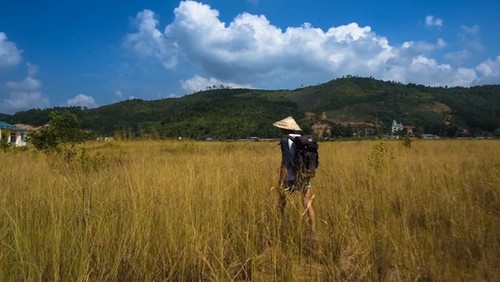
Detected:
left=290, top=135, right=319, bottom=178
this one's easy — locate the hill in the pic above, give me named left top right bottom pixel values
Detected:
left=1, top=77, right=499, bottom=139
left=288, top=77, right=500, bottom=137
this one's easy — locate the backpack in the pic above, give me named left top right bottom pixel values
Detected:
left=290, top=135, right=319, bottom=178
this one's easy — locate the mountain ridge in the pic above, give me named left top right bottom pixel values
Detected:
left=2, top=77, right=499, bottom=139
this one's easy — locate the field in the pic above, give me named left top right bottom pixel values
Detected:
left=0, top=139, right=499, bottom=281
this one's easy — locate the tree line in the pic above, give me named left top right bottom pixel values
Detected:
left=1, top=77, right=499, bottom=139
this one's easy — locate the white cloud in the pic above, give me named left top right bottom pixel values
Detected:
left=1, top=63, right=50, bottom=114
left=6, top=76, right=41, bottom=91
left=0, top=32, right=22, bottom=67
left=123, top=10, right=177, bottom=69
left=474, top=56, right=500, bottom=85
left=402, top=38, right=446, bottom=52
left=3, top=76, right=49, bottom=113
left=124, top=1, right=500, bottom=89
left=384, top=55, right=477, bottom=87
left=0, top=35, right=48, bottom=113
left=161, top=1, right=396, bottom=87
left=425, top=15, right=443, bottom=28
left=2, top=91, right=49, bottom=112
left=67, top=94, right=98, bottom=108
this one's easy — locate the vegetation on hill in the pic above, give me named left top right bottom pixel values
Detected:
left=290, top=77, right=499, bottom=137
left=1, top=77, right=499, bottom=139
left=83, top=89, right=304, bottom=139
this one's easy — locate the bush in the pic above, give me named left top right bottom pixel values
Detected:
left=0, top=138, right=10, bottom=151
left=30, top=110, right=86, bottom=151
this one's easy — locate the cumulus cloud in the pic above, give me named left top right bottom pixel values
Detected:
left=0, top=34, right=49, bottom=113
left=1, top=63, right=50, bottom=114
left=474, top=56, right=500, bottom=85
left=161, top=1, right=396, bottom=87
left=125, top=1, right=500, bottom=89
left=123, top=10, right=177, bottom=69
left=3, top=77, right=49, bottom=113
left=0, top=32, right=22, bottom=67
left=425, top=15, right=443, bottom=28
left=6, top=76, right=41, bottom=91
left=401, top=38, right=446, bottom=53
left=407, top=56, right=476, bottom=86
left=2, top=90, right=49, bottom=112
left=390, top=54, right=479, bottom=87
left=67, top=94, right=98, bottom=108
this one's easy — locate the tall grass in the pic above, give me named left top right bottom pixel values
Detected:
left=0, top=140, right=498, bottom=281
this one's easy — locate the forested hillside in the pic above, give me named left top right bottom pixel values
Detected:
left=2, top=77, right=499, bottom=139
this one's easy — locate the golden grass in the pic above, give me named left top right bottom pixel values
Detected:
left=0, top=139, right=498, bottom=281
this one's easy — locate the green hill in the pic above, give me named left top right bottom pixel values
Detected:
left=2, top=77, right=499, bottom=139
left=83, top=88, right=303, bottom=139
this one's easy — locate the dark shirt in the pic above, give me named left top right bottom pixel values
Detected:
left=280, top=133, right=301, bottom=183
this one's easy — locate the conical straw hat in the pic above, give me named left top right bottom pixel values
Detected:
left=273, top=116, right=302, bottom=131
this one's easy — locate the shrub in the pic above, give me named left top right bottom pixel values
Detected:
left=30, top=110, right=86, bottom=151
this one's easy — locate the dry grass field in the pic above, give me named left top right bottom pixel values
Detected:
left=0, top=139, right=499, bottom=281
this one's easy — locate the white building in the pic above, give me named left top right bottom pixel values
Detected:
left=391, top=120, right=404, bottom=134
left=0, top=121, right=27, bottom=147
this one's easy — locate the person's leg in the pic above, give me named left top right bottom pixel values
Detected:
left=278, top=188, right=287, bottom=216
left=277, top=167, right=288, bottom=215
left=302, top=188, right=317, bottom=234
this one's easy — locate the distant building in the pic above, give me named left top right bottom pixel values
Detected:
left=391, top=120, right=404, bottom=134
left=0, top=121, right=27, bottom=147
left=391, top=120, right=415, bottom=137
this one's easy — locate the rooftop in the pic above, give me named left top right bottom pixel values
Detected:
left=0, top=121, right=24, bottom=131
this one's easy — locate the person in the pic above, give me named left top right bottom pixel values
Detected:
left=273, top=116, right=317, bottom=234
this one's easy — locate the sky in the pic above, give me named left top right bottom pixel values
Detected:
left=1, top=0, right=499, bottom=114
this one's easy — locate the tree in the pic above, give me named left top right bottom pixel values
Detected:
left=30, top=110, right=86, bottom=151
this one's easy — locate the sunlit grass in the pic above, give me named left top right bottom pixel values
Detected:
left=0, top=139, right=498, bottom=281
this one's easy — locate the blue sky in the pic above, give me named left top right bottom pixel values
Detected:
left=1, top=0, right=499, bottom=114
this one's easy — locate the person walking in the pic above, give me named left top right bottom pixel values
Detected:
left=273, top=116, right=317, bottom=234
